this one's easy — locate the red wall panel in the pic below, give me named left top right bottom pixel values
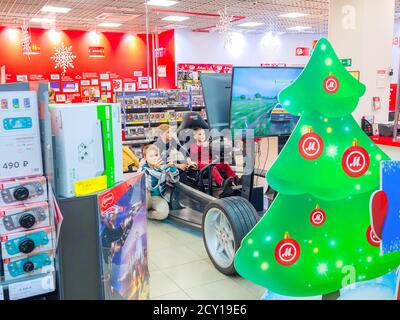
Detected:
left=0, top=27, right=177, bottom=89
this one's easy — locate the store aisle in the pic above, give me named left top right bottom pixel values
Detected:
left=147, top=220, right=266, bottom=300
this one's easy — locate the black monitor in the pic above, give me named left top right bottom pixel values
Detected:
left=229, top=67, right=303, bottom=137
left=200, top=73, right=232, bottom=130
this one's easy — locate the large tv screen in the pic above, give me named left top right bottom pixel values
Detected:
left=200, top=73, right=232, bottom=130
left=230, top=67, right=303, bottom=137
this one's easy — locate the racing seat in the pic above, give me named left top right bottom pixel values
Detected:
left=176, top=112, right=236, bottom=197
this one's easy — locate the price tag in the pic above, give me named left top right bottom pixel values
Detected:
left=74, top=175, right=107, bottom=197
left=0, top=285, right=4, bottom=300
left=8, top=274, right=55, bottom=300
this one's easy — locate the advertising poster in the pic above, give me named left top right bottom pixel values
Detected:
left=98, top=173, right=149, bottom=300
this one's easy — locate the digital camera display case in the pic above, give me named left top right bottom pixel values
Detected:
left=0, top=202, right=51, bottom=235
left=50, top=103, right=123, bottom=198
left=0, top=91, right=43, bottom=180
left=2, top=250, right=55, bottom=281
left=0, top=176, right=48, bottom=207
left=0, top=226, right=55, bottom=260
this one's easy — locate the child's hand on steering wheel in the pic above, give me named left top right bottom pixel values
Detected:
left=189, top=160, right=198, bottom=169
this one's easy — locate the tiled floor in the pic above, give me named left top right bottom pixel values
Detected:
left=147, top=219, right=266, bottom=300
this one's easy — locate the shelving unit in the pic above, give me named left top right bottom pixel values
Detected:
left=116, top=90, right=207, bottom=144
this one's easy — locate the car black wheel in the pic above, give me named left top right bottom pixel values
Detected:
left=202, top=196, right=259, bottom=275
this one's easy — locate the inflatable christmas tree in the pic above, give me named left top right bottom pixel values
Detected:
left=234, top=38, right=400, bottom=297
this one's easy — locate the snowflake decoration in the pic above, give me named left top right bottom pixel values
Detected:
left=216, top=6, right=234, bottom=48
left=50, top=42, right=76, bottom=75
left=21, top=20, right=32, bottom=57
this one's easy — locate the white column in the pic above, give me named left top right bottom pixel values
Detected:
left=328, top=0, right=395, bottom=124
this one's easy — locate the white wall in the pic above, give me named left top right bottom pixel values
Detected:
left=391, top=18, right=400, bottom=81
left=329, top=0, right=395, bottom=124
left=175, top=29, right=324, bottom=67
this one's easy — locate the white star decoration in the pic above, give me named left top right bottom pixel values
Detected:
left=216, top=6, right=234, bottom=48
left=50, top=42, right=76, bottom=75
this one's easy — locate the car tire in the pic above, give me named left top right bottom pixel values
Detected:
left=202, top=196, right=259, bottom=275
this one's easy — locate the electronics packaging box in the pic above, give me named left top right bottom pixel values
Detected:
left=3, top=250, right=55, bottom=281
left=0, top=176, right=48, bottom=207
left=0, top=226, right=55, bottom=260
left=50, top=103, right=123, bottom=198
left=0, top=91, right=43, bottom=180
left=0, top=202, right=51, bottom=235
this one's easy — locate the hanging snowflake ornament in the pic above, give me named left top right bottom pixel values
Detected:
left=21, top=20, right=32, bottom=57
left=51, top=42, right=76, bottom=75
left=216, top=6, right=234, bottom=48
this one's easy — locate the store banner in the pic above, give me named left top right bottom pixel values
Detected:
left=98, top=173, right=149, bottom=300
left=178, top=63, right=233, bottom=73
left=261, top=63, right=287, bottom=67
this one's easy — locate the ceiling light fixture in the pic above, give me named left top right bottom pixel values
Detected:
left=287, top=26, right=312, bottom=31
left=238, top=22, right=264, bottom=27
left=41, top=5, right=71, bottom=13
left=30, top=17, right=56, bottom=23
left=279, top=12, right=309, bottom=18
left=147, top=0, right=179, bottom=7
left=162, top=16, right=189, bottom=22
left=98, top=22, right=122, bottom=27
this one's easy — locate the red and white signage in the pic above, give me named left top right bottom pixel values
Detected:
left=138, top=77, right=152, bottom=90
left=390, top=84, right=397, bottom=112
left=324, top=75, right=340, bottom=94
left=342, top=144, right=370, bottom=178
left=295, top=47, right=310, bottom=56
left=88, top=46, right=105, bottom=58
left=157, top=65, right=167, bottom=78
left=310, top=208, right=326, bottom=227
left=275, top=237, right=301, bottom=266
left=299, top=132, right=324, bottom=160
left=373, top=97, right=381, bottom=110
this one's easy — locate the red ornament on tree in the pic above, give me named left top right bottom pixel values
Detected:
left=366, top=226, right=381, bottom=247
left=324, top=75, right=339, bottom=94
left=310, top=205, right=326, bottom=227
left=274, top=233, right=301, bottom=266
left=298, top=128, right=324, bottom=160
left=342, top=139, right=370, bottom=178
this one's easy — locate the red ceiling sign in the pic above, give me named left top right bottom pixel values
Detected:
left=295, top=47, right=310, bottom=56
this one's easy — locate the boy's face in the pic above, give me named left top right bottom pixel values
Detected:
left=161, top=128, right=176, bottom=143
left=146, top=149, right=160, bottom=167
left=194, top=129, right=206, bottom=143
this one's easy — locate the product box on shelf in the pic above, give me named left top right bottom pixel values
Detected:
left=2, top=249, right=55, bottom=281
left=50, top=103, right=123, bottom=198
left=0, top=226, right=55, bottom=260
left=0, top=91, right=43, bottom=180
left=0, top=202, right=50, bottom=235
left=0, top=176, right=47, bottom=207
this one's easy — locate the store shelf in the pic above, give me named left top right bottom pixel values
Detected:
left=123, top=106, right=204, bottom=112
left=0, top=272, right=56, bottom=300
